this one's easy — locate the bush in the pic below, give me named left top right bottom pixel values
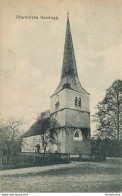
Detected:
left=1, top=153, right=70, bottom=169
left=91, top=138, right=122, bottom=157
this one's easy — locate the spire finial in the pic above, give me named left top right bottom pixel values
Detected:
left=67, top=12, right=69, bottom=19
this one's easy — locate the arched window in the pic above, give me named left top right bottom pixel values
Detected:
left=78, top=98, right=81, bottom=107
left=75, top=97, right=81, bottom=107
left=75, top=97, right=78, bottom=106
left=74, top=129, right=83, bottom=141
left=74, top=131, right=79, bottom=137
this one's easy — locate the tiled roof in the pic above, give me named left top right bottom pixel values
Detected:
left=22, top=117, right=50, bottom=138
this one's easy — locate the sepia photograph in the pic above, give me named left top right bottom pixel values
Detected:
left=0, top=0, right=121, bottom=194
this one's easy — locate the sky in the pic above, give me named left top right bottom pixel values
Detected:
left=0, top=0, right=121, bottom=135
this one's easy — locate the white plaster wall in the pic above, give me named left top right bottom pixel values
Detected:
left=65, top=89, right=90, bottom=112
left=65, top=109, right=90, bottom=128
left=50, top=88, right=90, bottom=114
left=50, top=90, right=66, bottom=113
left=21, top=135, right=42, bottom=153
left=58, top=128, right=66, bottom=153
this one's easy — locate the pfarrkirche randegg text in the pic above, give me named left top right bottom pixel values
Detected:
left=16, top=15, right=58, bottom=20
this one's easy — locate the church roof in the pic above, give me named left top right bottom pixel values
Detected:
left=51, top=14, right=89, bottom=97
left=22, top=117, right=50, bottom=138
left=61, top=14, right=78, bottom=79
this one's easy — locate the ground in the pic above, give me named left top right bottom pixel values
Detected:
left=0, top=157, right=121, bottom=192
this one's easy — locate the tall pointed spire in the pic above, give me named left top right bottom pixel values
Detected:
left=51, top=14, right=89, bottom=97
left=61, top=13, right=78, bottom=79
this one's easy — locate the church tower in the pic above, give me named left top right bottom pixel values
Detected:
left=50, top=14, right=91, bottom=154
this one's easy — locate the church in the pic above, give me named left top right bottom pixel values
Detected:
left=22, top=14, right=91, bottom=155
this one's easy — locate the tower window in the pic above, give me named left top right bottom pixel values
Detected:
left=75, top=97, right=81, bottom=107
left=78, top=98, right=81, bottom=107
left=74, top=131, right=79, bottom=137
left=74, top=129, right=83, bottom=141
left=55, top=102, right=59, bottom=111
left=75, top=97, right=78, bottom=106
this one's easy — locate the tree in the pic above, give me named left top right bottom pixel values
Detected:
left=93, top=80, right=122, bottom=140
left=0, top=118, right=26, bottom=163
left=36, top=110, right=60, bottom=153
left=91, top=138, right=121, bottom=157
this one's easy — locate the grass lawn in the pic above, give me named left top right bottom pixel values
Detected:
left=0, top=157, right=121, bottom=192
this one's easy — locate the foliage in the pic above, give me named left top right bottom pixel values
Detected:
left=0, top=118, right=26, bottom=162
left=36, top=110, right=60, bottom=153
left=91, top=138, right=122, bottom=157
left=1, top=153, right=70, bottom=169
left=93, top=80, right=122, bottom=140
